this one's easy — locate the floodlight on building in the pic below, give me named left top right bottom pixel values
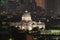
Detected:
left=25, top=10, right=28, bottom=13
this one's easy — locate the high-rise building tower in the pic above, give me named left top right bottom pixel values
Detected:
left=35, top=0, right=45, bottom=8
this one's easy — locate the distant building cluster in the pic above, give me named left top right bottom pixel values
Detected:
left=0, top=0, right=60, bottom=30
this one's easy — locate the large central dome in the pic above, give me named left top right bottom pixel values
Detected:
left=22, top=10, right=32, bottom=21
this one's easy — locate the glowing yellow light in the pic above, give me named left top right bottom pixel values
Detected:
left=9, top=38, right=13, bottom=40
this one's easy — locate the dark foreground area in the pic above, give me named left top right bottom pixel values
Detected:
left=0, top=29, right=60, bottom=40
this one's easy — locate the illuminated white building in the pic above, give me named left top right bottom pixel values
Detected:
left=10, top=10, right=45, bottom=31
left=21, top=10, right=45, bottom=30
